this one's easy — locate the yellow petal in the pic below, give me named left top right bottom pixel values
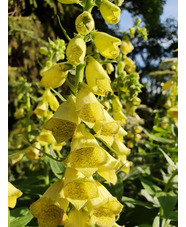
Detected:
left=25, top=142, right=41, bottom=160
left=34, top=101, right=48, bottom=118
left=44, top=96, right=79, bottom=143
left=66, top=37, right=86, bottom=66
left=121, top=160, right=133, bottom=174
left=40, top=63, right=68, bottom=88
left=100, top=0, right=121, bottom=24
left=97, top=169, right=117, bottom=185
left=92, top=32, right=121, bottom=59
left=75, top=11, right=95, bottom=35
left=30, top=197, right=65, bottom=227
left=43, top=89, right=59, bottom=111
left=76, top=85, right=105, bottom=127
left=65, top=207, right=90, bottom=227
left=8, top=182, right=22, bottom=208
left=85, top=56, right=112, bottom=96
left=120, top=40, right=134, bottom=55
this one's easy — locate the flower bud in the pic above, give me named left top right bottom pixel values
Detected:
left=92, top=32, right=121, bottom=59
left=58, top=0, right=79, bottom=4
left=120, top=40, right=134, bottom=55
left=75, top=11, right=95, bottom=35
left=85, top=56, right=112, bottom=96
left=100, top=0, right=121, bottom=24
left=66, top=36, right=86, bottom=66
left=106, top=63, right=114, bottom=74
left=40, top=63, right=69, bottom=89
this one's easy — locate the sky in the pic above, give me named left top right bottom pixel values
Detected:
left=119, top=0, right=178, bottom=32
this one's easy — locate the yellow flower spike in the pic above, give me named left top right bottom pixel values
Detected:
left=66, top=36, right=86, bottom=66
left=65, top=124, right=119, bottom=177
left=8, top=182, right=22, bottom=208
left=43, top=96, right=79, bottom=143
left=85, top=56, right=112, bottom=96
left=30, top=178, right=69, bottom=227
left=120, top=40, right=134, bottom=55
left=43, top=89, right=59, bottom=111
left=123, top=56, right=136, bottom=74
left=34, top=101, right=48, bottom=118
left=75, top=11, right=95, bottom=35
left=106, top=63, right=114, bottom=75
left=93, top=110, right=120, bottom=146
left=76, top=85, right=105, bottom=128
left=25, top=142, right=41, bottom=160
left=40, top=63, right=69, bottom=89
left=64, top=207, right=90, bottom=227
left=86, top=181, right=123, bottom=227
left=58, top=0, right=79, bottom=4
left=100, top=0, right=121, bottom=24
left=92, top=31, right=121, bottom=59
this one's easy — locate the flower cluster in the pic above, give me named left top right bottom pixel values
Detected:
left=27, top=0, right=140, bottom=226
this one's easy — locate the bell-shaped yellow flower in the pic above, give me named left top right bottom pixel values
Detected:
left=93, top=110, right=120, bottom=146
left=75, top=11, right=95, bottom=35
left=58, top=0, right=79, bottom=4
left=123, top=56, right=136, bottom=74
left=85, top=56, right=112, bottom=96
left=66, top=36, right=86, bottom=66
left=62, top=168, right=99, bottom=210
left=25, top=142, right=41, bottom=160
left=30, top=178, right=69, bottom=227
left=76, top=85, right=105, bottom=128
left=43, top=88, right=59, bottom=111
left=92, top=31, right=121, bottom=59
left=64, top=207, right=90, bottom=227
left=65, top=124, right=119, bottom=178
left=120, top=40, right=134, bottom=55
left=100, top=0, right=121, bottom=24
left=86, top=181, right=123, bottom=227
left=40, top=63, right=68, bottom=89
left=44, top=96, right=79, bottom=143
left=8, top=182, right=22, bottom=208
left=34, top=101, right=48, bottom=118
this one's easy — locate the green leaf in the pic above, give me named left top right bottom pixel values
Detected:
left=141, top=178, right=162, bottom=196
left=152, top=215, right=160, bottom=227
left=10, top=207, right=33, bottom=227
left=156, top=191, right=177, bottom=219
left=168, top=210, right=178, bottom=221
left=142, top=128, right=174, bottom=144
left=159, top=148, right=177, bottom=170
left=49, top=146, right=65, bottom=179
left=121, top=196, right=154, bottom=209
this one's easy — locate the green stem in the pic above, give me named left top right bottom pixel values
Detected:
left=50, top=88, right=66, bottom=102
left=164, top=169, right=178, bottom=192
left=57, top=15, right=71, bottom=41
left=84, top=0, right=95, bottom=12
left=75, top=63, right=86, bottom=93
